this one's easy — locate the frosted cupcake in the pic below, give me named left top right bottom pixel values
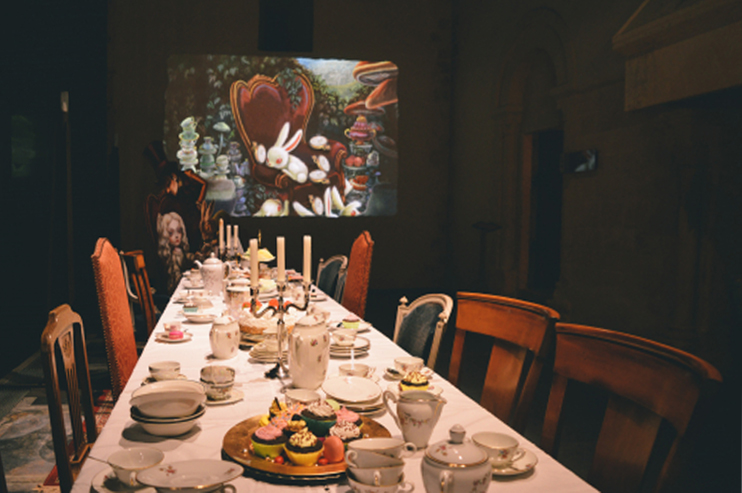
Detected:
left=400, top=370, right=429, bottom=391
left=300, top=400, right=337, bottom=436
left=251, top=424, right=287, bottom=459
left=335, top=406, right=363, bottom=429
left=284, top=428, right=323, bottom=466
left=329, top=420, right=362, bottom=445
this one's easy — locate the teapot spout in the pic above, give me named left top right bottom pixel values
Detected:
left=194, top=260, right=203, bottom=269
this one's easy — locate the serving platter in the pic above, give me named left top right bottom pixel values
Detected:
left=222, top=415, right=391, bottom=484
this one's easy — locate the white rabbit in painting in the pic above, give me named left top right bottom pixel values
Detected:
left=266, top=122, right=309, bottom=183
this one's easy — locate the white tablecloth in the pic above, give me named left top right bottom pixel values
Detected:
left=72, top=283, right=597, bottom=493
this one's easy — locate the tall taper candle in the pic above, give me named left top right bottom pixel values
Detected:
left=250, top=239, right=259, bottom=291
left=234, top=225, right=239, bottom=251
left=219, top=219, right=224, bottom=252
left=276, top=237, right=285, bottom=283
left=303, top=235, right=311, bottom=285
left=226, top=225, right=232, bottom=250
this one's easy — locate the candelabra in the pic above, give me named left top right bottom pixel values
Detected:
left=250, top=281, right=311, bottom=379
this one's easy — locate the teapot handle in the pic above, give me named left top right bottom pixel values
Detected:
left=439, top=470, right=452, bottom=493
left=224, top=263, right=231, bottom=278
left=382, top=390, right=401, bottom=429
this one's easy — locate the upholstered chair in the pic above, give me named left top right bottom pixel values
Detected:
left=341, top=231, right=374, bottom=318
left=316, top=254, right=348, bottom=302
left=394, top=294, right=453, bottom=371
left=91, top=238, right=139, bottom=401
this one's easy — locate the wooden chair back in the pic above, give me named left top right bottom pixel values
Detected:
left=316, top=254, right=348, bottom=302
left=91, top=237, right=139, bottom=401
left=541, top=323, right=722, bottom=493
left=449, top=292, right=560, bottom=432
left=394, top=294, right=453, bottom=371
left=41, top=304, right=97, bottom=493
left=120, top=250, right=158, bottom=336
left=341, top=231, right=374, bottom=318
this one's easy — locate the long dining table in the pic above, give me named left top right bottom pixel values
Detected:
left=72, top=277, right=598, bottom=493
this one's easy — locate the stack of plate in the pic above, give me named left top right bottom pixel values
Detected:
left=322, top=376, right=385, bottom=415
left=249, top=339, right=287, bottom=363
left=330, top=336, right=371, bottom=359
left=129, top=380, right=206, bottom=436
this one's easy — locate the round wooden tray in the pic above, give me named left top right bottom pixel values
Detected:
left=222, top=415, right=391, bottom=484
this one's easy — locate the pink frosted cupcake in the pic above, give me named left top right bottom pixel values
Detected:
left=251, top=424, right=287, bottom=459
left=335, top=406, right=363, bottom=429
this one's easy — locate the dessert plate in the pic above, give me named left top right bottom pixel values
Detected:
left=491, top=449, right=538, bottom=476
left=323, top=376, right=382, bottom=404
left=141, top=374, right=187, bottom=385
left=330, top=336, right=371, bottom=352
left=206, top=389, right=244, bottom=406
left=182, top=312, right=217, bottom=324
left=386, top=382, right=443, bottom=396
left=155, top=332, right=193, bottom=344
left=137, top=460, right=243, bottom=492
left=92, top=467, right=157, bottom=493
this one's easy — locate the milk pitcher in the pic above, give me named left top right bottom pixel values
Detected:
left=383, top=390, right=447, bottom=449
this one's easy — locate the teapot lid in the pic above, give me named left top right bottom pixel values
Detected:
left=203, top=252, right=222, bottom=265
left=425, top=424, right=488, bottom=468
left=213, top=314, right=236, bottom=326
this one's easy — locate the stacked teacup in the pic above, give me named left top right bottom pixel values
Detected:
left=345, top=438, right=415, bottom=493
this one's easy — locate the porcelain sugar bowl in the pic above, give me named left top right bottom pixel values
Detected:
left=209, top=314, right=240, bottom=359
left=421, top=425, right=492, bottom=493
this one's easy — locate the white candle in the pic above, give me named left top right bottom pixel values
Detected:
left=226, top=225, right=232, bottom=250
left=219, top=219, right=224, bottom=252
left=250, top=239, right=259, bottom=291
left=277, top=237, right=285, bottom=283
left=303, top=235, right=311, bottom=285
left=234, top=225, right=239, bottom=250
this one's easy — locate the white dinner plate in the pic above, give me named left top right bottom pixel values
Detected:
left=491, top=449, right=538, bottom=476
left=136, top=460, right=243, bottom=492
left=92, top=467, right=157, bottom=493
left=323, top=376, right=382, bottom=404
left=155, top=332, right=193, bottom=344
left=206, top=389, right=244, bottom=406
left=386, top=382, right=443, bottom=397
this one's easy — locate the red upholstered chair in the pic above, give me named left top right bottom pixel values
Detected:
left=541, top=323, right=722, bottom=493
left=91, top=238, right=139, bottom=401
left=230, top=73, right=348, bottom=212
left=341, top=231, right=374, bottom=318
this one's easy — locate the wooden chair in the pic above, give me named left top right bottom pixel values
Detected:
left=341, top=231, right=374, bottom=319
left=449, top=292, right=560, bottom=433
left=41, top=304, right=97, bottom=493
left=541, top=323, right=722, bottom=493
left=394, top=294, right=453, bottom=371
left=316, top=255, right=348, bottom=302
left=120, top=249, right=159, bottom=337
left=91, top=237, right=139, bottom=401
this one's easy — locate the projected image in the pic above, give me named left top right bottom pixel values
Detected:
left=164, top=56, right=398, bottom=217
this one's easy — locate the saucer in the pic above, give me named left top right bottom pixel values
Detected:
left=92, top=467, right=157, bottom=493
left=155, top=332, right=193, bottom=344
left=386, top=382, right=443, bottom=396
left=142, top=374, right=187, bottom=385
left=491, top=449, right=538, bottom=476
left=206, top=389, right=244, bottom=406
left=182, top=312, right=217, bottom=324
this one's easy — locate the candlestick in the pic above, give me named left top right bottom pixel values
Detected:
left=277, top=237, right=285, bottom=283
left=219, top=219, right=224, bottom=254
left=250, top=239, right=259, bottom=292
left=303, top=235, right=311, bottom=285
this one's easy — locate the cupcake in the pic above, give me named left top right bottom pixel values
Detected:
left=300, top=400, right=337, bottom=436
left=400, top=370, right=429, bottom=391
left=329, top=420, right=362, bottom=444
left=335, top=406, right=363, bottom=429
left=284, top=428, right=324, bottom=466
left=342, top=314, right=360, bottom=329
left=251, top=424, right=287, bottom=459
left=269, top=398, right=287, bottom=419
left=283, top=417, right=307, bottom=438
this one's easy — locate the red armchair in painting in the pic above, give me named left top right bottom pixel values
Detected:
left=230, top=73, right=348, bottom=215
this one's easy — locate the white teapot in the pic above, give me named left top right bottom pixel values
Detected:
left=288, top=311, right=330, bottom=390
left=421, top=425, right=492, bottom=493
left=209, top=314, right=240, bottom=359
left=194, top=253, right=230, bottom=296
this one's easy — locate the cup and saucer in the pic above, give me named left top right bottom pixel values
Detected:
left=472, top=432, right=538, bottom=476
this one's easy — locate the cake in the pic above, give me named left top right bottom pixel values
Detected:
left=328, top=420, right=362, bottom=444
left=284, top=428, right=324, bottom=466
left=251, top=424, right=287, bottom=459
left=400, top=370, right=429, bottom=391
left=300, top=400, right=337, bottom=436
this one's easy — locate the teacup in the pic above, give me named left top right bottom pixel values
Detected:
left=107, top=447, right=164, bottom=486
left=340, top=363, right=375, bottom=378
left=148, top=361, right=180, bottom=381
left=394, top=356, right=423, bottom=375
left=347, top=472, right=414, bottom=493
left=200, top=365, right=235, bottom=401
left=346, top=449, right=405, bottom=469
left=348, top=464, right=405, bottom=486
left=471, top=432, right=525, bottom=468
left=347, top=438, right=416, bottom=459
left=332, top=328, right=357, bottom=346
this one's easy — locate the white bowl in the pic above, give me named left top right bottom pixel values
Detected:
left=131, top=405, right=206, bottom=424
left=130, top=380, right=205, bottom=418
left=148, top=361, right=181, bottom=381
left=107, top=447, right=164, bottom=486
left=131, top=408, right=204, bottom=437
